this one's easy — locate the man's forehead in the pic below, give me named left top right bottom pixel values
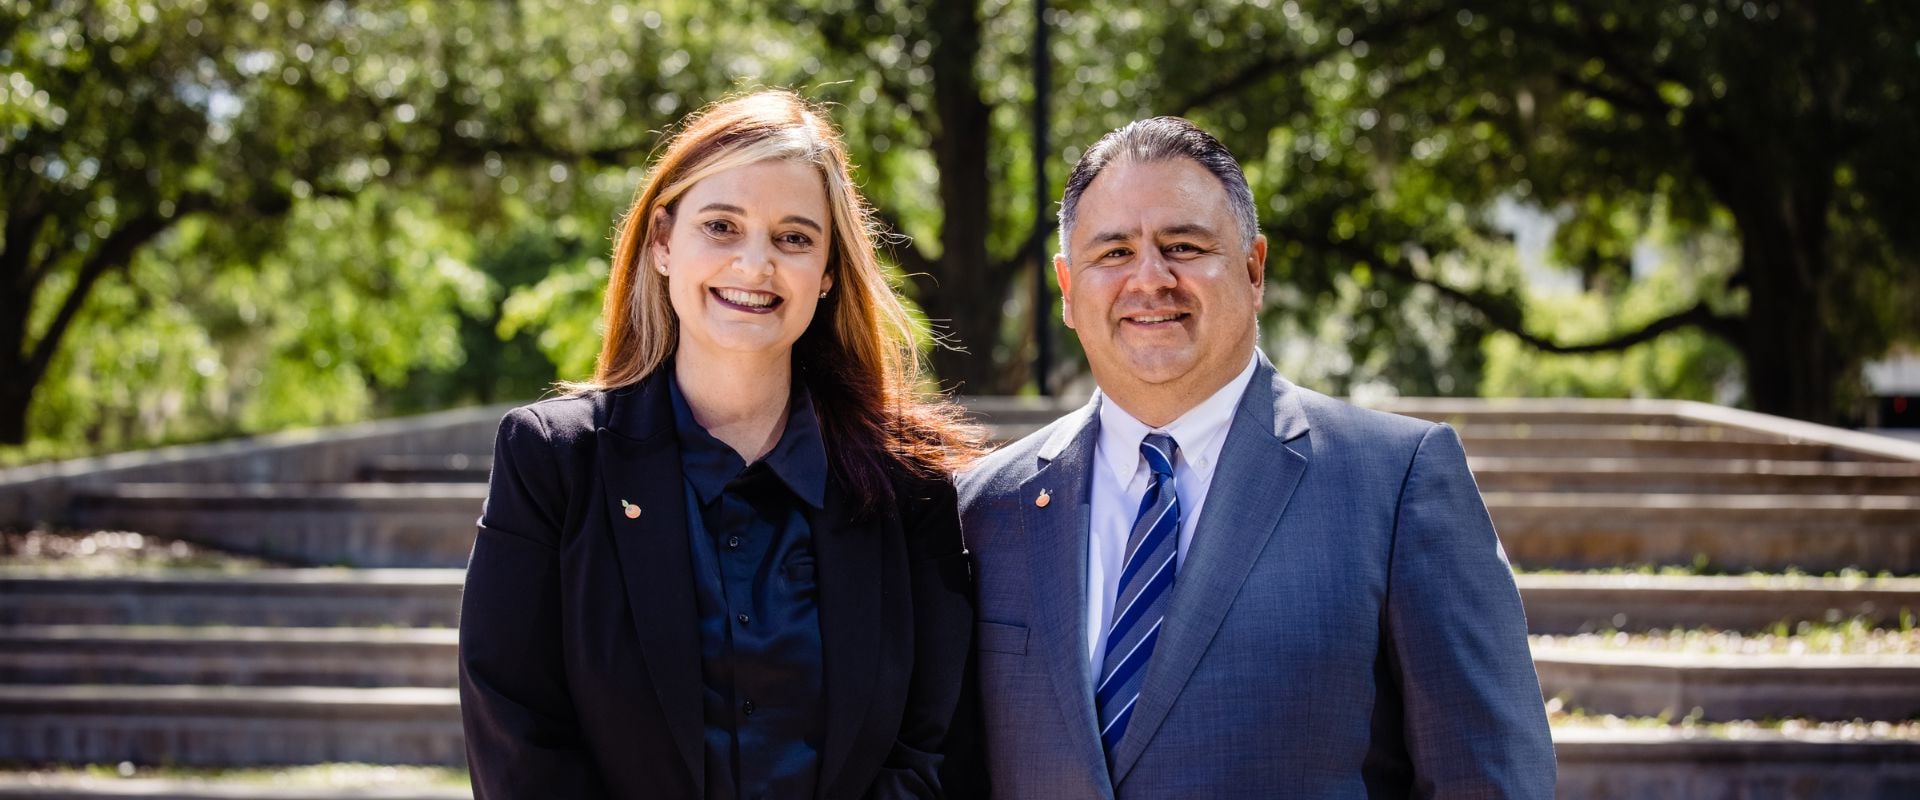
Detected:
left=1072, top=159, right=1234, bottom=240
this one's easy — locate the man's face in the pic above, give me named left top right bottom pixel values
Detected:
left=1057, top=158, right=1266, bottom=415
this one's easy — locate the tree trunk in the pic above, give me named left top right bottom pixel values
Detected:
left=918, top=0, right=1017, bottom=394
left=1732, top=189, right=1844, bottom=425
left=0, top=278, right=32, bottom=446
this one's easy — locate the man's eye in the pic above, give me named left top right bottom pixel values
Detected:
left=1101, top=248, right=1132, bottom=260
left=1167, top=243, right=1197, bottom=254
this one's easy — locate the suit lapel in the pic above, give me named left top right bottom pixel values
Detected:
left=1109, top=360, right=1312, bottom=784
left=813, top=484, right=882, bottom=796
left=593, top=378, right=705, bottom=794
left=1020, top=401, right=1115, bottom=795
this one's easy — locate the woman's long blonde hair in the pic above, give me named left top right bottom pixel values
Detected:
left=579, top=89, right=980, bottom=506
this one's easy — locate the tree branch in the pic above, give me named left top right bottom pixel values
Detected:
left=1171, top=7, right=1450, bottom=116
left=22, top=193, right=218, bottom=385
left=1295, top=230, right=1742, bottom=353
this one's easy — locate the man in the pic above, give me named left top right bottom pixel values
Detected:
left=958, top=117, right=1555, bottom=798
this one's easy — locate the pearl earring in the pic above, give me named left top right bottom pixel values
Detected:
left=819, top=290, right=829, bottom=298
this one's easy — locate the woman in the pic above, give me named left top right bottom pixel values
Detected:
left=459, top=90, right=983, bottom=799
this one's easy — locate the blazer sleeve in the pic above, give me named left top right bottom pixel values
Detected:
left=458, top=406, right=609, bottom=799
left=1385, top=423, right=1557, bottom=798
left=865, top=476, right=983, bottom=800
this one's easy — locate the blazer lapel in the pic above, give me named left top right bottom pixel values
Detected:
left=1109, top=359, right=1312, bottom=784
left=813, top=485, right=882, bottom=796
left=593, top=378, right=705, bottom=793
left=1020, top=400, right=1116, bottom=795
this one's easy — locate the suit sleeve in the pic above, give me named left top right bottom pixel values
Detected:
left=458, top=406, right=609, bottom=799
left=1385, top=423, right=1556, bottom=799
left=865, top=476, right=983, bottom=799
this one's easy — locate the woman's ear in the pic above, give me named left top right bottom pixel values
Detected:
left=648, top=206, right=674, bottom=273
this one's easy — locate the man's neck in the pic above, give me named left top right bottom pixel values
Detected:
left=1096, top=348, right=1255, bottom=429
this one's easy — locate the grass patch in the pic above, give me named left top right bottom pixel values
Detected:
left=1545, top=700, right=1920, bottom=739
left=0, top=762, right=469, bottom=787
left=1533, top=616, right=1920, bottom=656
left=1513, top=559, right=1909, bottom=581
left=0, top=528, right=275, bottom=573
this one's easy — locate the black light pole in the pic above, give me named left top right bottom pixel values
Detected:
left=1031, top=0, right=1053, bottom=396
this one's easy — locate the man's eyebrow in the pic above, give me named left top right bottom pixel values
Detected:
left=1082, top=230, right=1136, bottom=248
left=1158, top=222, right=1220, bottom=239
left=780, top=215, right=824, bottom=233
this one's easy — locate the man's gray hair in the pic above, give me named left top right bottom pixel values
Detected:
left=1058, top=116, right=1259, bottom=255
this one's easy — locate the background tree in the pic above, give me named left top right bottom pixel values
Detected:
left=7, top=0, right=1914, bottom=462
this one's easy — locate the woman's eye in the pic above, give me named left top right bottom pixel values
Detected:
left=779, top=232, right=813, bottom=247
left=703, top=219, right=736, bottom=236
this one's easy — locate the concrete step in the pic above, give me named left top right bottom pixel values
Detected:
left=357, top=454, right=489, bottom=484
left=0, top=775, right=468, bottom=800
left=66, top=484, right=484, bottom=568
left=1553, top=727, right=1920, bottom=799
left=1488, top=492, right=1920, bottom=573
left=0, top=569, right=462, bottom=627
left=0, top=685, right=463, bottom=767
left=1534, top=645, right=1920, bottom=722
left=0, top=626, right=456, bottom=688
left=1515, top=573, right=1920, bottom=634
left=1469, top=456, right=1920, bottom=495
left=6, top=569, right=1914, bottom=636
left=1459, top=427, right=1835, bottom=460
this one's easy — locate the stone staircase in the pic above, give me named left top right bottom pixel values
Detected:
left=1, top=397, right=1918, bottom=798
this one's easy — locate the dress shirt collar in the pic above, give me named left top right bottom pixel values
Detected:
left=669, top=369, right=829, bottom=510
left=1096, top=350, right=1260, bottom=487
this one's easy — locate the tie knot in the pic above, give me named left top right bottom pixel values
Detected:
left=1140, top=433, right=1178, bottom=478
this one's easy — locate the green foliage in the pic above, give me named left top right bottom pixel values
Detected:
left=7, top=0, right=1918, bottom=463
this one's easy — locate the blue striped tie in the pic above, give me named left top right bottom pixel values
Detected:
left=1095, top=432, right=1180, bottom=762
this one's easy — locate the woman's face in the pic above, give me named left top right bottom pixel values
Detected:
left=652, top=159, right=834, bottom=365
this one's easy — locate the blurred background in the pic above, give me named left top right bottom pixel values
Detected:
left=5, top=0, right=1917, bottom=467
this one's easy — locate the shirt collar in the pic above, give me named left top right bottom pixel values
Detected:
left=669, top=372, right=830, bottom=510
left=1096, top=350, right=1259, bottom=487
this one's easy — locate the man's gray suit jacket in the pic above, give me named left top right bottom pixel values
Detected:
left=956, top=356, right=1556, bottom=798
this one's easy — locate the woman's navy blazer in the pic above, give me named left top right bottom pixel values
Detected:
left=458, top=374, right=978, bottom=799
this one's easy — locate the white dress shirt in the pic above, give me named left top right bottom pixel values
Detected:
left=1085, top=352, right=1260, bottom=674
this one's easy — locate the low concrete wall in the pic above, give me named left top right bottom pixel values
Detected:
left=0, top=404, right=512, bottom=527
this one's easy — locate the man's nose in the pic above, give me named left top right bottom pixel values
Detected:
left=1126, top=249, right=1177, bottom=292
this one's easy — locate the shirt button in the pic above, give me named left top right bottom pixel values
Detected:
left=726, top=536, right=741, bottom=548
left=736, top=613, right=750, bottom=624
left=743, top=700, right=756, bottom=716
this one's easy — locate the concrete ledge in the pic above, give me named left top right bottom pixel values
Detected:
left=1517, top=574, right=1920, bottom=634
left=1460, top=431, right=1833, bottom=460
left=357, top=455, right=490, bottom=483
left=0, top=405, right=510, bottom=526
left=0, top=777, right=469, bottom=800
left=0, top=569, right=462, bottom=628
left=1536, top=647, right=1920, bottom=722
left=0, top=686, right=462, bottom=767
left=1471, top=456, right=1920, bottom=495
left=1554, top=729, right=1920, bottom=799
left=0, top=626, right=455, bottom=688
left=1489, top=493, right=1920, bottom=572
left=66, top=485, right=485, bottom=568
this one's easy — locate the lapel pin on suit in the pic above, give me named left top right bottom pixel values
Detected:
left=620, top=498, right=642, bottom=519
left=1034, top=488, right=1052, bottom=508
